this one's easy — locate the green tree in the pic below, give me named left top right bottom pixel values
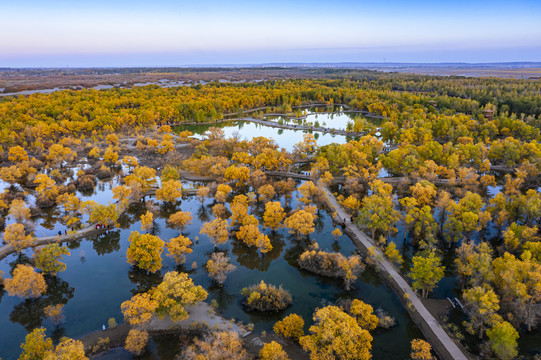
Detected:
left=409, top=251, right=445, bottom=298
left=463, top=286, right=500, bottom=339
left=33, top=243, right=71, bottom=276
left=357, top=180, right=400, bottom=241
left=486, top=321, right=518, bottom=360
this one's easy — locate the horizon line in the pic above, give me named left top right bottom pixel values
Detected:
left=2, top=61, right=541, bottom=70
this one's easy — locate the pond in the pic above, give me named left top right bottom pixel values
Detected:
left=0, top=176, right=422, bottom=360
left=175, top=109, right=382, bottom=152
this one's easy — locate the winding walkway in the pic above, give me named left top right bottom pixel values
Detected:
left=179, top=116, right=369, bottom=137
left=0, top=224, right=104, bottom=261
left=319, top=183, right=468, bottom=360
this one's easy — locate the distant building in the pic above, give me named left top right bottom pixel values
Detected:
left=427, top=100, right=437, bottom=108
left=482, top=109, right=494, bottom=121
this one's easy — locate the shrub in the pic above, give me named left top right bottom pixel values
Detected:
left=76, top=175, right=96, bottom=191
left=91, top=337, right=111, bottom=354
left=184, top=331, right=250, bottom=360
left=107, top=317, right=117, bottom=329
left=241, top=281, right=292, bottom=312
left=298, top=245, right=364, bottom=290
left=375, top=308, right=396, bottom=329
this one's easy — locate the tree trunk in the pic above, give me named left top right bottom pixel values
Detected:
left=527, top=302, right=532, bottom=332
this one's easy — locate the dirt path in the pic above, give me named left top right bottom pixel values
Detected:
left=319, top=182, right=469, bottom=360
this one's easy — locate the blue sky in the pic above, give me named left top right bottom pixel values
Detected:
left=1, top=0, right=540, bottom=67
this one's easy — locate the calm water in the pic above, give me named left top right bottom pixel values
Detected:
left=2, top=116, right=538, bottom=359
left=176, top=107, right=382, bottom=152
left=177, top=121, right=359, bottom=152
left=0, top=182, right=422, bottom=359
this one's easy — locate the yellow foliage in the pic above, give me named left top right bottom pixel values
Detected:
left=35, top=174, right=59, bottom=200
left=125, top=329, right=149, bottom=355
left=152, top=271, right=207, bottom=321
left=184, top=331, right=250, bottom=360
left=126, top=231, right=164, bottom=273
left=410, top=339, right=435, bottom=360
left=258, top=184, right=276, bottom=202
left=263, top=201, right=286, bottom=230
left=284, top=210, right=315, bottom=237
left=236, top=224, right=272, bottom=253
left=44, top=338, right=87, bottom=360
left=103, top=147, right=119, bottom=164
left=384, top=242, right=404, bottom=266
left=300, top=306, right=372, bottom=360
left=4, top=264, right=47, bottom=299
left=166, top=235, right=193, bottom=264
left=349, top=299, right=378, bottom=331
left=206, top=252, right=236, bottom=285
left=121, top=292, right=158, bottom=326
left=140, top=211, right=154, bottom=232
left=224, top=165, right=250, bottom=185
left=196, top=186, right=210, bottom=203
left=259, top=341, right=290, bottom=360
left=8, top=146, right=29, bottom=162
left=19, top=327, right=53, bottom=360
left=4, top=223, right=34, bottom=252
left=156, top=179, right=183, bottom=202
left=8, top=199, right=31, bottom=222
left=201, top=218, right=230, bottom=246
left=274, top=313, right=305, bottom=340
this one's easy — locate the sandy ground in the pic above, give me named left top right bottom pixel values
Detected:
left=82, top=302, right=249, bottom=356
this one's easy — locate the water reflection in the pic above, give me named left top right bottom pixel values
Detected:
left=45, top=276, right=75, bottom=305
left=196, top=205, right=211, bottom=223
left=231, top=233, right=284, bottom=272
left=67, top=240, right=82, bottom=250
left=128, top=267, right=163, bottom=296
left=38, top=207, right=62, bottom=230
left=9, top=276, right=74, bottom=332
left=208, top=284, right=236, bottom=310
left=92, top=230, right=121, bottom=256
left=10, top=298, right=46, bottom=331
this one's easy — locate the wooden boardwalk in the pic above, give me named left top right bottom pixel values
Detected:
left=320, top=183, right=469, bottom=360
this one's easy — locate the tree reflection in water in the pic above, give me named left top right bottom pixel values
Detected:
left=128, top=267, right=163, bottom=296
left=67, top=239, right=82, bottom=250
left=197, top=205, right=211, bottom=223
left=208, top=282, right=236, bottom=311
left=92, top=230, right=121, bottom=256
left=231, top=232, right=284, bottom=271
left=38, top=206, right=62, bottom=231
left=9, top=276, right=74, bottom=332
left=9, top=253, right=32, bottom=273
left=314, top=210, right=325, bottom=232
left=158, top=201, right=180, bottom=219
